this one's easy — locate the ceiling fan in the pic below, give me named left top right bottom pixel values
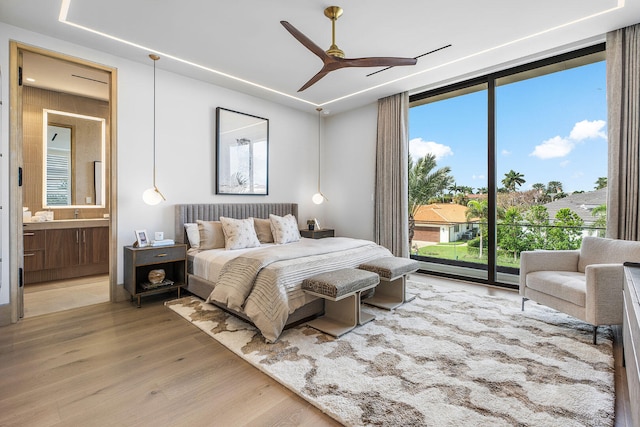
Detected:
left=281, top=6, right=418, bottom=92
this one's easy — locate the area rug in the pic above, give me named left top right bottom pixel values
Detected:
left=166, top=281, right=615, bottom=427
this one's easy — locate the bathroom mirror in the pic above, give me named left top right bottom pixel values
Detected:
left=43, top=109, right=106, bottom=208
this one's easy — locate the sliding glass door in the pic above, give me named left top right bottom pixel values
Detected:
left=409, top=44, right=606, bottom=288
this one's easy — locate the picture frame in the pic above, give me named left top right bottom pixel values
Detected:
left=216, top=107, right=269, bottom=195
left=135, top=229, right=149, bottom=247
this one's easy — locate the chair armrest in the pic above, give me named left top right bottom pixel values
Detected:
left=584, top=263, right=624, bottom=325
left=519, top=250, right=580, bottom=287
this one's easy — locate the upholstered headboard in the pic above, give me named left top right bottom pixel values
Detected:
left=174, top=203, right=299, bottom=244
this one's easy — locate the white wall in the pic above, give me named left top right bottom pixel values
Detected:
left=322, top=103, right=378, bottom=240
left=0, top=22, right=328, bottom=305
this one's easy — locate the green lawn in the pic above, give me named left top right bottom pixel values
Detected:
left=416, top=243, right=520, bottom=269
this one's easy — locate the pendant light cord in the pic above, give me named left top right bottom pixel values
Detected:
left=152, top=56, right=157, bottom=188
left=317, top=107, right=322, bottom=192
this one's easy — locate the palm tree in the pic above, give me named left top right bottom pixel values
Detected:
left=408, top=154, right=454, bottom=246
left=594, top=177, right=607, bottom=190
left=547, top=180, right=563, bottom=193
left=502, top=170, right=526, bottom=192
left=466, top=199, right=488, bottom=258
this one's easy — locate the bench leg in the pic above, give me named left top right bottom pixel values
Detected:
left=357, top=289, right=376, bottom=325
left=306, top=294, right=358, bottom=337
left=364, top=275, right=415, bottom=310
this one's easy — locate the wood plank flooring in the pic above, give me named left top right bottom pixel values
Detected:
left=23, top=275, right=109, bottom=318
left=0, top=274, right=632, bottom=426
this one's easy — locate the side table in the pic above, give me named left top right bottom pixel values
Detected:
left=123, top=244, right=187, bottom=307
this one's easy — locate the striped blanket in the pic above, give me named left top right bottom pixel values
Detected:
left=206, top=237, right=391, bottom=342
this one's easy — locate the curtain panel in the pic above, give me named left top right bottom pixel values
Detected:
left=607, top=24, right=640, bottom=240
left=374, top=92, right=409, bottom=257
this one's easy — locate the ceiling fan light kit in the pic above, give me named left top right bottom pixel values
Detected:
left=281, top=6, right=418, bottom=91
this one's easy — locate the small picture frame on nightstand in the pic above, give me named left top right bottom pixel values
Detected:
left=134, top=229, right=149, bottom=247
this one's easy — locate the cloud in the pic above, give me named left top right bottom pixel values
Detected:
left=501, top=149, right=511, bottom=156
left=472, top=174, right=485, bottom=180
left=409, top=137, right=453, bottom=161
left=569, top=120, right=606, bottom=141
left=530, top=136, right=574, bottom=159
left=559, top=160, right=570, bottom=167
left=530, top=119, right=606, bottom=159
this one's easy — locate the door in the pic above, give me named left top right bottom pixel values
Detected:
left=9, top=42, right=117, bottom=322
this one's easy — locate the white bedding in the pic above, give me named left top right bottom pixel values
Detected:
left=191, top=237, right=392, bottom=342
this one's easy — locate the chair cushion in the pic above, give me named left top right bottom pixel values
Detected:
left=525, top=271, right=586, bottom=307
left=578, top=236, right=640, bottom=273
left=358, top=257, right=419, bottom=280
left=302, top=268, right=379, bottom=299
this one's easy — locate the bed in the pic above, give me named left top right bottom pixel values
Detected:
left=174, top=203, right=393, bottom=342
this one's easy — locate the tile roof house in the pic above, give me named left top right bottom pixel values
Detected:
left=413, top=203, right=479, bottom=243
left=543, top=188, right=607, bottom=224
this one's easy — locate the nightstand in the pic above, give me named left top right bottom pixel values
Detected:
left=124, top=244, right=187, bottom=307
left=300, top=228, right=335, bottom=239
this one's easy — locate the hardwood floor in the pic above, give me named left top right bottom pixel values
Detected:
left=0, top=274, right=631, bottom=426
left=23, top=275, right=109, bottom=318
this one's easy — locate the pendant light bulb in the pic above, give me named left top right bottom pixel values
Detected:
left=312, top=192, right=325, bottom=204
left=143, top=187, right=165, bottom=205
left=143, top=53, right=164, bottom=205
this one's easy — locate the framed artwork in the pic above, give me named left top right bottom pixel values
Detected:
left=216, top=107, right=269, bottom=195
left=135, top=229, right=149, bottom=247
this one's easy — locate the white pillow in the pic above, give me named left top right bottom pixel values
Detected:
left=184, top=223, right=200, bottom=248
left=269, top=214, right=301, bottom=244
left=196, top=220, right=226, bottom=250
left=219, top=216, right=261, bottom=250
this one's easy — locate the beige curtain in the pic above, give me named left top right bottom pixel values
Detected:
left=607, top=24, right=640, bottom=240
left=374, top=92, right=409, bottom=257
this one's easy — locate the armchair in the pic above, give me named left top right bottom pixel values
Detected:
left=520, top=236, right=640, bottom=344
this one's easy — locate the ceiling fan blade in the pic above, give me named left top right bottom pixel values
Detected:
left=280, top=21, right=328, bottom=61
left=298, top=68, right=330, bottom=92
left=340, top=57, right=417, bottom=68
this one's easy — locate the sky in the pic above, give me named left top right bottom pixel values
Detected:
left=409, top=60, right=607, bottom=193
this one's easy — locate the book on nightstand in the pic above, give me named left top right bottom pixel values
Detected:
left=140, top=279, right=175, bottom=290
left=151, top=239, right=175, bottom=247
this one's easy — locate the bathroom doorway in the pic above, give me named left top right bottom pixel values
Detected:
left=10, top=43, right=117, bottom=320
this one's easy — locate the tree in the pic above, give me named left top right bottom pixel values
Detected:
left=547, top=180, right=563, bottom=193
left=498, top=207, right=525, bottom=261
left=408, top=154, right=454, bottom=246
left=592, top=204, right=606, bottom=237
left=466, top=200, right=488, bottom=258
left=595, top=177, right=607, bottom=190
left=532, top=183, right=546, bottom=192
left=523, top=205, right=550, bottom=249
left=547, top=208, right=584, bottom=250
left=502, top=170, right=526, bottom=192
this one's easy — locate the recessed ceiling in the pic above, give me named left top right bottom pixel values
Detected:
left=1, top=0, right=638, bottom=113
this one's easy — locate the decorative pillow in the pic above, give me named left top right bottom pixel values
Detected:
left=219, top=216, right=261, bottom=250
left=269, top=214, right=301, bottom=244
left=196, top=220, right=225, bottom=250
left=184, top=223, right=200, bottom=249
left=252, top=217, right=274, bottom=244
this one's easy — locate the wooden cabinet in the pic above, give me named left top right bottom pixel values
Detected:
left=23, top=230, right=45, bottom=272
left=124, top=244, right=187, bottom=307
left=23, top=221, right=109, bottom=284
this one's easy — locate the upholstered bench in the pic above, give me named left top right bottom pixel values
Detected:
left=358, top=257, right=419, bottom=310
left=302, top=268, right=379, bottom=337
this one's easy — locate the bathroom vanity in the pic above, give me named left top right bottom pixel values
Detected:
left=23, top=219, right=109, bottom=284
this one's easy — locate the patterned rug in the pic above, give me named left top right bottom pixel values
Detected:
left=166, top=281, right=615, bottom=427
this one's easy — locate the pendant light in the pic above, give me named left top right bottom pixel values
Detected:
left=142, top=54, right=166, bottom=205
left=312, top=107, right=328, bottom=204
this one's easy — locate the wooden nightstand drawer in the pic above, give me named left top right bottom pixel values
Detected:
left=134, top=245, right=186, bottom=265
left=300, top=229, right=335, bottom=239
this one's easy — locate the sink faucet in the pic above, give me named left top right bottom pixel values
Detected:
left=74, top=209, right=79, bottom=219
